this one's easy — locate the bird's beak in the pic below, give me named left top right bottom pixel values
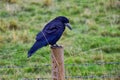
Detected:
left=65, top=23, right=72, bottom=30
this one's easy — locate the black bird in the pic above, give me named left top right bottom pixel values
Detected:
left=28, top=16, right=72, bottom=58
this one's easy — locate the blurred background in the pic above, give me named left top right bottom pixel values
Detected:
left=0, top=0, right=120, bottom=79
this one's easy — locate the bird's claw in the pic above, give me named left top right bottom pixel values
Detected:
left=51, top=44, right=62, bottom=48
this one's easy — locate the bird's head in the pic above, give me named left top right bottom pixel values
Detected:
left=55, top=16, right=72, bottom=30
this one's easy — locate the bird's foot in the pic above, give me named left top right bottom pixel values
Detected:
left=51, top=44, right=62, bottom=48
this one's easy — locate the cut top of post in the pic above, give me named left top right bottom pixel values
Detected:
left=50, top=46, right=63, bottom=49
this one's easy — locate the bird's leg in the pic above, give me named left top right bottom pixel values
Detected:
left=51, top=44, right=62, bottom=48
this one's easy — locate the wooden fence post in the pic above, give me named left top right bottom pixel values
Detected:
left=51, top=46, right=65, bottom=80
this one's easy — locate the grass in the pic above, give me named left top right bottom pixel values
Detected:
left=0, top=0, right=120, bottom=79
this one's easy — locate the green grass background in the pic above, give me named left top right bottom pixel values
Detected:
left=0, top=0, right=120, bottom=80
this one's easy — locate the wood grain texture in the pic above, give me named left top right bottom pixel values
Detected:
left=51, top=47, right=65, bottom=80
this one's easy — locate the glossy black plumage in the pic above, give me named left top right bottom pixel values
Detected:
left=28, top=16, right=72, bottom=58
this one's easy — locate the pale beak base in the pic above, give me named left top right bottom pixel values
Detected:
left=65, top=23, right=72, bottom=30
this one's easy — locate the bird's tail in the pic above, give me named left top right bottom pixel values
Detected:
left=28, top=41, right=45, bottom=58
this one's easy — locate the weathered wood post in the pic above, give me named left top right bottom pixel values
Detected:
left=51, top=46, right=65, bottom=80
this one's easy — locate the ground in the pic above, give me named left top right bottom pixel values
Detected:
left=0, top=0, right=120, bottom=79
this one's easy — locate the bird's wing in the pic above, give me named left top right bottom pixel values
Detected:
left=36, top=22, right=63, bottom=41
left=36, top=32, right=44, bottom=41
left=44, top=22, right=62, bottom=34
